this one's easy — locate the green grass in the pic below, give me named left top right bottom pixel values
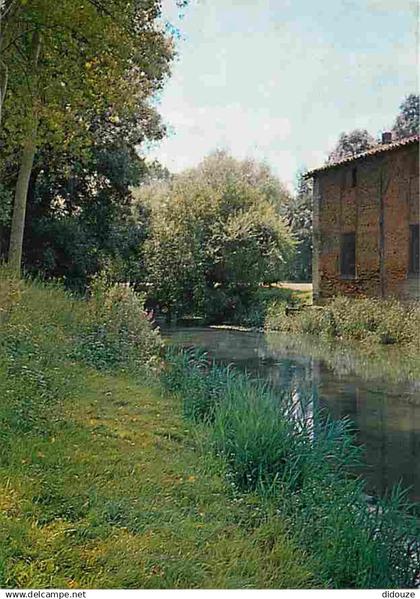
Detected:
left=258, top=284, right=312, bottom=307
left=265, top=295, right=420, bottom=346
left=0, top=272, right=315, bottom=589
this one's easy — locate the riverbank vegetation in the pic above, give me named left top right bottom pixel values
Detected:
left=265, top=296, right=420, bottom=346
left=163, top=348, right=420, bottom=589
left=264, top=331, right=420, bottom=387
left=1, top=273, right=419, bottom=589
left=0, top=271, right=315, bottom=588
left=263, top=296, right=420, bottom=389
left=134, top=152, right=296, bottom=324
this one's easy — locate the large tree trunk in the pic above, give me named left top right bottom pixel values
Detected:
left=8, top=121, right=38, bottom=272
left=0, top=60, right=8, bottom=129
left=7, top=29, right=41, bottom=274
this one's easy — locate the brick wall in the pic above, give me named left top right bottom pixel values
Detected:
left=313, top=142, right=419, bottom=301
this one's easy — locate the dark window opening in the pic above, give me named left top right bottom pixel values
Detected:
left=340, top=232, right=356, bottom=277
left=351, top=167, right=357, bottom=187
left=409, top=224, right=419, bottom=274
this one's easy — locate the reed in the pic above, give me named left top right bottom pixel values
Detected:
left=164, top=348, right=420, bottom=588
left=0, top=272, right=315, bottom=589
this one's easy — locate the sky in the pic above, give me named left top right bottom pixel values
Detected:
left=146, top=0, right=418, bottom=190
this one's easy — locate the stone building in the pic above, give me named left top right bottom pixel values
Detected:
left=307, top=134, right=419, bottom=301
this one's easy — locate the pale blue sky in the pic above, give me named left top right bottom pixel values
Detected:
left=148, top=0, right=418, bottom=189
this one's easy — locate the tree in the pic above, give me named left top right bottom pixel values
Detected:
left=1, top=0, right=172, bottom=273
left=190, top=150, right=292, bottom=210
left=0, top=0, right=20, bottom=129
left=281, top=171, right=313, bottom=282
left=20, top=142, right=153, bottom=291
left=140, top=152, right=294, bottom=322
left=0, top=97, right=167, bottom=289
left=327, top=129, right=376, bottom=164
left=392, top=94, right=419, bottom=140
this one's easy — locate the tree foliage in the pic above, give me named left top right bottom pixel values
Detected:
left=281, top=171, right=312, bottom=282
left=392, top=93, right=419, bottom=140
left=327, top=94, right=419, bottom=167
left=138, top=152, right=295, bottom=322
left=2, top=0, right=172, bottom=144
left=0, top=0, right=173, bottom=280
left=21, top=143, right=152, bottom=291
left=0, top=0, right=173, bottom=272
left=327, top=129, right=376, bottom=164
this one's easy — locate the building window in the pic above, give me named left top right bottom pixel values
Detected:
left=351, top=167, right=357, bottom=187
left=409, top=224, right=419, bottom=275
left=340, top=232, right=356, bottom=277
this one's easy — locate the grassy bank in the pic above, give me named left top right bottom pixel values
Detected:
left=0, top=272, right=314, bottom=589
left=1, top=272, right=419, bottom=589
left=265, top=296, right=420, bottom=346
left=224, top=284, right=311, bottom=328
left=163, top=349, right=420, bottom=589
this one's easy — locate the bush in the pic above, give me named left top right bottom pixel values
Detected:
left=264, top=301, right=291, bottom=332
left=265, top=296, right=420, bottom=346
left=227, top=286, right=303, bottom=329
left=75, top=275, right=163, bottom=371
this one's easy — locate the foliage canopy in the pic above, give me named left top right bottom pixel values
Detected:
left=0, top=0, right=173, bottom=271
left=136, top=152, right=295, bottom=322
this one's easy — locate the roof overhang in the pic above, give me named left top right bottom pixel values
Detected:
left=304, top=134, right=419, bottom=179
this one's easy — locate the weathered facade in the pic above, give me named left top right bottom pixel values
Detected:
left=308, top=135, right=419, bottom=301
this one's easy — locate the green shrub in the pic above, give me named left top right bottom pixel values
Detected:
left=264, top=301, right=292, bottom=332
left=228, top=286, right=304, bottom=328
left=265, top=296, right=420, bottom=346
left=75, top=275, right=162, bottom=371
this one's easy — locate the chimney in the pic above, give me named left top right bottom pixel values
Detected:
left=381, top=131, right=392, bottom=144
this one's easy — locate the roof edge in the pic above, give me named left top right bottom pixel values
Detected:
left=305, top=134, right=419, bottom=178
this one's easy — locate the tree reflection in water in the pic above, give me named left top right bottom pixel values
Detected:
left=165, top=327, right=420, bottom=501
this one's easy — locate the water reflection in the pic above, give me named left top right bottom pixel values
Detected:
left=166, top=327, right=420, bottom=502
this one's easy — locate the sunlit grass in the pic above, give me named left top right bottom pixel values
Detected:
left=265, top=295, right=420, bottom=345
left=0, top=272, right=315, bottom=589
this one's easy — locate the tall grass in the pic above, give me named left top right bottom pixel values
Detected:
left=73, top=274, right=162, bottom=372
left=0, top=271, right=84, bottom=447
left=0, top=270, right=162, bottom=451
left=0, top=272, right=317, bottom=589
left=265, top=296, right=420, bottom=346
left=163, top=348, right=420, bottom=588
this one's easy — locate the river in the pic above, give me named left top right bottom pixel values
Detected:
left=165, top=327, right=420, bottom=502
